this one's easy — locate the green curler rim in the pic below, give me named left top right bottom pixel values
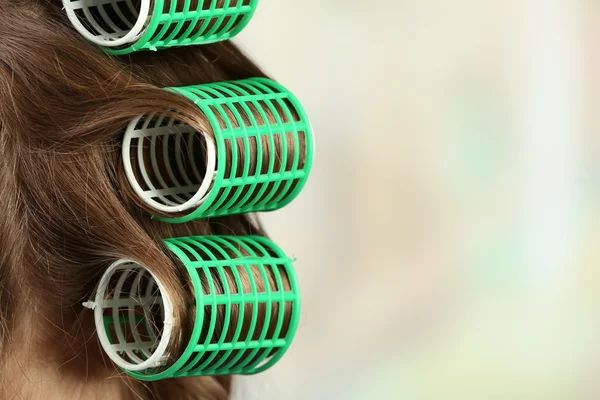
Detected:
left=121, top=77, right=315, bottom=223
left=63, top=0, right=258, bottom=54
left=91, top=235, right=300, bottom=381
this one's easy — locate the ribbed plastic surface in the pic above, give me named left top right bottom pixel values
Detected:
left=122, top=78, right=314, bottom=222
left=63, top=0, right=258, bottom=54
left=99, top=236, right=300, bottom=381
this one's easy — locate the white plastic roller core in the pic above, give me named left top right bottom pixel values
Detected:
left=87, top=259, right=174, bottom=372
left=122, top=113, right=217, bottom=214
left=63, top=0, right=151, bottom=47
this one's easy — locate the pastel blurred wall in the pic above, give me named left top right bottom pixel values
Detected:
left=233, top=1, right=600, bottom=399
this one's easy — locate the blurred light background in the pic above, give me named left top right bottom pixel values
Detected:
left=233, top=0, right=600, bottom=398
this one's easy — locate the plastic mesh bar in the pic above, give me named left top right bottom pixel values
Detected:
left=106, top=235, right=301, bottom=381
left=63, top=0, right=258, bottom=54
left=122, top=78, right=314, bottom=223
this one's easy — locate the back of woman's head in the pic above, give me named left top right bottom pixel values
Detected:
left=0, top=1, right=301, bottom=398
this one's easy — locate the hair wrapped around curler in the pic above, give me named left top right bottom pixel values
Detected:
left=88, top=235, right=300, bottom=381
left=62, top=0, right=258, bottom=54
left=121, top=77, right=314, bottom=223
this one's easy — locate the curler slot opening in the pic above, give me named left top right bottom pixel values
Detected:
left=122, top=113, right=217, bottom=214
left=95, top=260, right=173, bottom=372
left=63, top=0, right=150, bottom=47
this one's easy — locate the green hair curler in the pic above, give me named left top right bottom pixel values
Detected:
left=84, top=235, right=300, bottom=381
left=62, top=0, right=258, bottom=54
left=122, top=77, right=314, bottom=223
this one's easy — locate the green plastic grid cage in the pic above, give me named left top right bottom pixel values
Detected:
left=122, top=77, right=315, bottom=223
left=85, top=235, right=300, bottom=381
left=63, top=0, right=258, bottom=54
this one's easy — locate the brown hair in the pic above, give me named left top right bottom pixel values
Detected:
left=0, top=1, right=300, bottom=399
